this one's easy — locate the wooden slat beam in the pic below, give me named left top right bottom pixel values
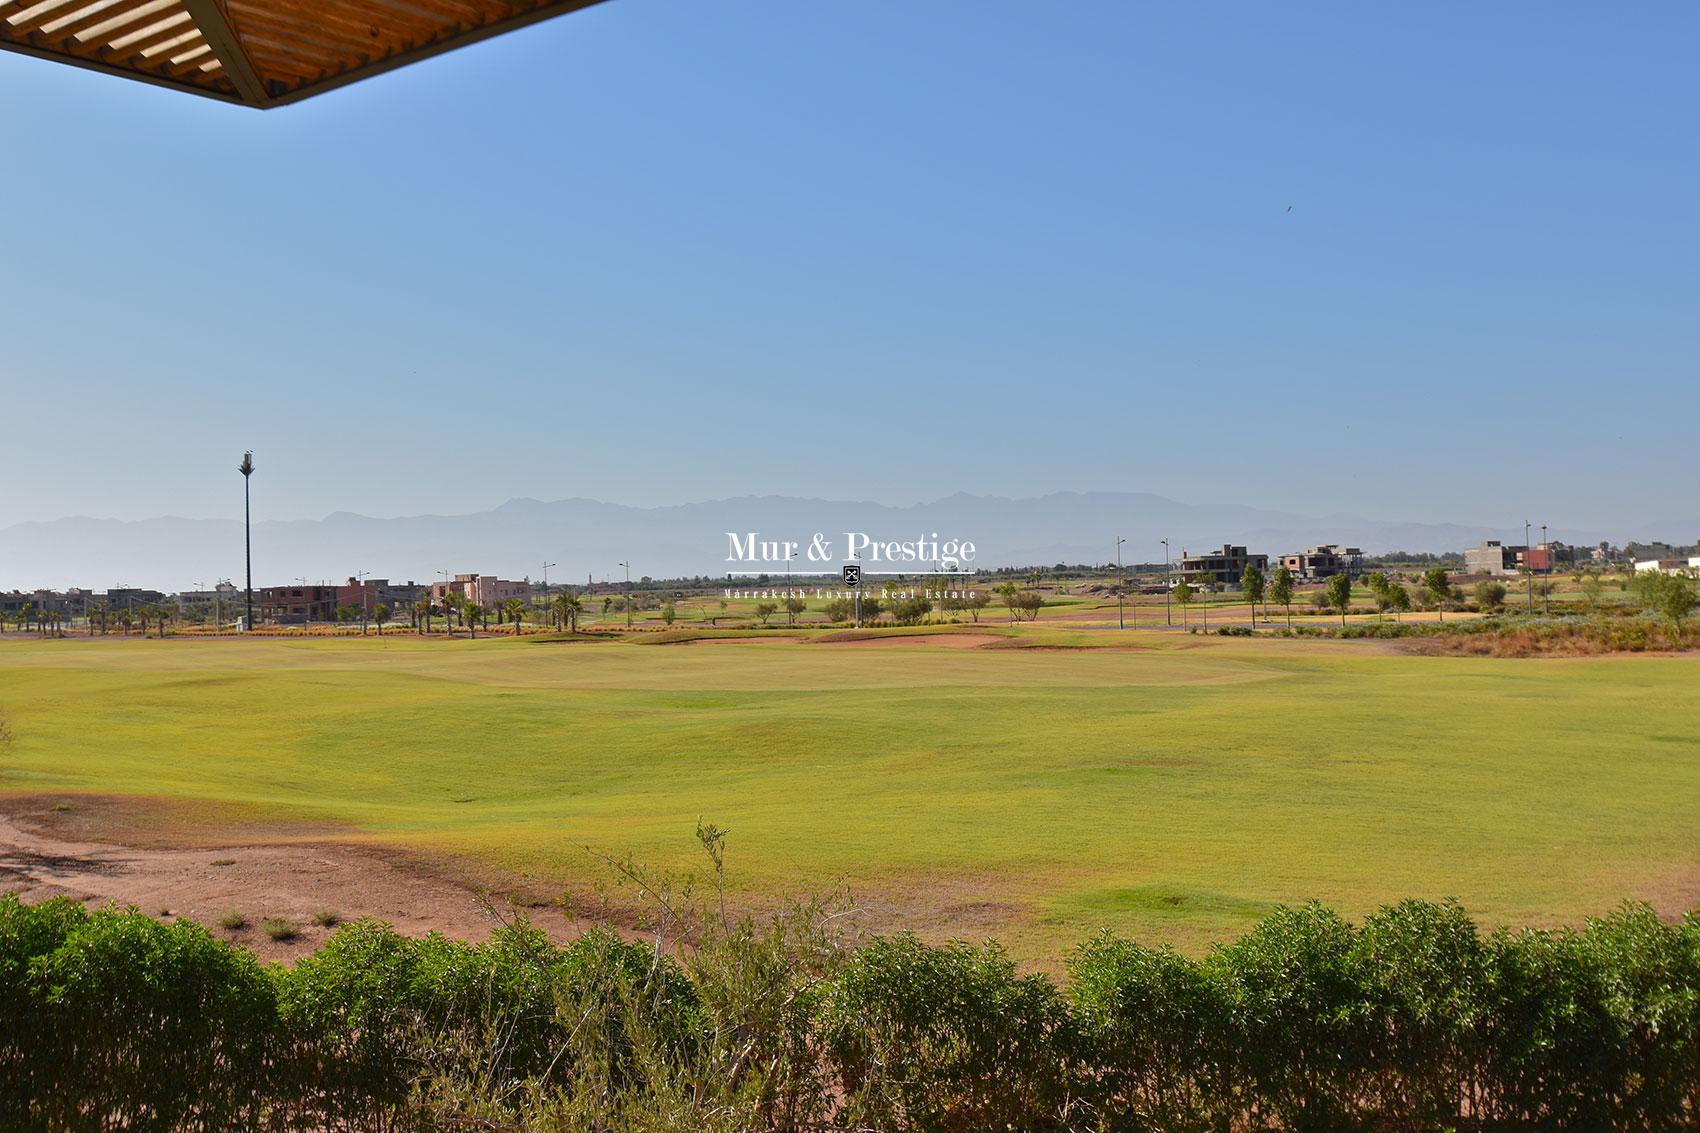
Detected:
left=53, top=0, right=164, bottom=42
left=177, top=0, right=266, bottom=102
left=5, top=0, right=85, bottom=35
left=0, top=31, right=242, bottom=99
left=2, top=0, right=611, bottom=107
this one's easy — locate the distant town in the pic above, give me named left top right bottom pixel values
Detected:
left=2, top=534, right=1695, bottom=631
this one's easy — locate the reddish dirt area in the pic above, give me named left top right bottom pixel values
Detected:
left=0, top=795, right=585, bottom=962
left=818, top=632, right=1006, bottom=648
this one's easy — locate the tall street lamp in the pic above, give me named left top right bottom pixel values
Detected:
left=437, top=569, right=452, bottom=636
left=239, top=451, right=254, bottom=631
left=1541, top=524, right=1549, bottom=615
left=1115, top=536, right=1126, bottom=630
left=1161, top=539, right=1172, bottom=626
left=542, top=561, right=557, bottom=627
left=1525, top=519, right=1534, bottom=613
left=355, top=568, right=371, bottom=631
left=786, top=551, right=797, bottom=624
left=618, top=561, right=632, bottom=628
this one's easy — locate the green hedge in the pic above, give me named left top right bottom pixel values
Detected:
left=2, top=893, right=1696, bottom=1131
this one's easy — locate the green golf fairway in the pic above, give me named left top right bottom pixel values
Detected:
left=2, top=632, right=1695, bottom=955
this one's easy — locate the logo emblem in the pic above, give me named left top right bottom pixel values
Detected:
left=842, top=564, right=861, bottom=587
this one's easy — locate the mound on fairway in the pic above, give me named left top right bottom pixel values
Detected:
left=1, top=633, right=1696, bottom=957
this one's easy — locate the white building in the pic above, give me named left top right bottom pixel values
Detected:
left=1635, top=559, right=1691, bottom=576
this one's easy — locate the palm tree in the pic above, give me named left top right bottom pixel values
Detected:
left=462, top=597, right=481, bottom=638
left=504, top=598, right=527, bottom=635
left=373, top=603, right=391, bottom=636
left=554, top=591, right=582, bottom=634
left=415, top=596, right=433, bottom=635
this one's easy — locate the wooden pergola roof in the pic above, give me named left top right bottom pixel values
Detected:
left=1, top=0, right=607, bottom=107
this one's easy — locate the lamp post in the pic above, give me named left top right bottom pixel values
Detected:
left=1541, top=524, right=1549, bottom=615
left=854, top=551, right=862, bottom=628
left=786, top=551, right=797, bottom=624
left=541, top=561, right=557, bottom=628
left=437, top=569, right=452, bottom=636
left=1115, top=536, right=1126, bottom=630
left=1525, top=519, right=1534, bottom=613
left=238, top=451, right=254, bottom=632
left=618, top=561, right=632, bottom=628
left=355, top=568, right=370, bottom=632
left=1161, top=539, right=1172, bottom=626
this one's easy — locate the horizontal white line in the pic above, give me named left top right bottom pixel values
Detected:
left=724, top=570, right=969, bottom=577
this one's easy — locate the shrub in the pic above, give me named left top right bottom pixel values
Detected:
left=22, top=904, right=276, bottom=1130
left=1478, top=922, right=1626, bottom=1128
left=1069, top=933, right=1235, bottom=1130
left=1477, top=904, right=1700, bottom=1130
left=821, top=933, right=1075, bottom=1131
left=274, top=919, right=446, bottom=1126
left=1207, top=902, right=1371, bottom=1130
left=217, top=909, right=247, bottom=931
left=263, top=918, right=297, bottom=941
left=1350, top=898, right=1488, bottom=1127
left=0, top=896, right=90, bottom=1128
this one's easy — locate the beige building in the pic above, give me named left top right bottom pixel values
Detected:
left=431, top=573, right=530, bottom=609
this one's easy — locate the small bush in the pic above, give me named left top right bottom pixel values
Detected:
left=263, top=918, right=297, bottom=942
left=821, top=933, right=1074, bottom=1131
left=312, top=908, right=340, bottom=928
left=218, top=909, right=247, bottom=931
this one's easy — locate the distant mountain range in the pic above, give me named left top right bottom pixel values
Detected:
left=0, top=492, right=1662, bottom=591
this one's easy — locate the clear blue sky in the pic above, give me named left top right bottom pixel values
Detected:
left=2, top=1, right=1695, bottom=531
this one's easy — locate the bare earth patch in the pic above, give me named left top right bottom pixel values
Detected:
left=0, top=795, right=585, bottom=962
left=818, top=633, right=1005, bottom=648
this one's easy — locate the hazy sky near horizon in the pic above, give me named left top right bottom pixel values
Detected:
left=2, top=1, right=1696, bottom=532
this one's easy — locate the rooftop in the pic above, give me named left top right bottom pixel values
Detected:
left=1, top=0, right=606, bottom=107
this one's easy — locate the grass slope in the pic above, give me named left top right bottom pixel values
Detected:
left=1, top=633, right=1695, bottom=955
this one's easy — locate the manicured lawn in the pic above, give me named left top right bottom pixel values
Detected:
left=1, top=632, right=1695, bottom=956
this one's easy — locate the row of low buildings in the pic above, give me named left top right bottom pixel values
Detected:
left=3, top=572, right=547, bottom=626
left=1463, top=540, right=1583, bottom=577
left=0, top=587, right=169, bottom=620
left=1173, top=535, right=1700, bottom=590
left=1631, top=554, right=1700, bottom=577
left=1462, top=539, right=1700, bottom=578
left=256, top=573, right=535, bottom=623
left=1173, top=544, right=1364, bottom=588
